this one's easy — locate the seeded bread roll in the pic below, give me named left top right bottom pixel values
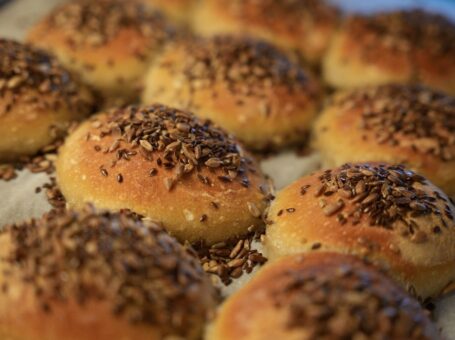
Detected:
left=0, top=206, right=216, bottom=340
left=208, top=252, right=439, bottom=340
left=323, top=10, right=455, bottom=94
left=142, top=36, right=321, bottom=150
left=313, top=85, right=455, bottom=196
left=0, top=39, right=94, bottom=161
left=264, top=163, right=455, bottom=300
left=27, top=0, right=176, bottom=104
left=142, top=0, right=195, bottom=23
left=192, top=0, right=339, bottom=64
left=56, top=104, right=271, bottom=244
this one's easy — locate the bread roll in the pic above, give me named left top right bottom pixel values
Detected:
left=323, top=10, right=455, bottom=95
left=208, top=252, right=439, bottom=340
left=264, top=163, right=455, bottom=300
left=56, top=104, right=271, bottom=244
left=313, top=85, right=455, bottom=196
left=0, top=39, right=94, bottom=161
left=0, top=206, right=216, bottom=340
left=27, top=0, right=176, bottom=103
left=142, top=0, right=195, bottom=23
left=142, top=35, right=321, bottom=150
left=192, top=0, right=339, bottom=64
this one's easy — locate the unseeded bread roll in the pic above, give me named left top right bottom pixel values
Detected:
left=192, top=0, right=340, bottom=64
left=313, top=85, right=455, bottom=196
left=56, top=104, right=272, bottom=245
left=208, top=252, right=439, bottom=340
left=0, top=206, right=216, bottom=340
left=323, top=10, right=455, bottom=95
left=264, top=163, right=455, bottom=300
left=142, top=35, right=321, bottom=150
left=0, top=39, right=94, bottom=161
left=27, top=0, right=176, bottom=104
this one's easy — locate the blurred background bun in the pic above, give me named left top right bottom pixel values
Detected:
left=192, top=0, right=340, bottom=64
left=323, top=9, right=455, bottom=95
left=27, top=0, right=176, bottom=104
left=0, top=38, right=94, bottom=161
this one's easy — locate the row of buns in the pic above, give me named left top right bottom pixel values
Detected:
left=0, top=0, right=454, bottom=339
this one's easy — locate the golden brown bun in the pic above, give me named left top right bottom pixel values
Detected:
left=142, top=0, right=195, bottom=23
left=264, top=163, right=455, bottom=300
left=192, top=0, right=340, bottom=64
left=27, top=0, right=176, bottom=103
left=56, top=104, right=271, bottom=244
left=313, top=85, right=455, bottom=196
left=323, top=10, right=455, bottom=95
left=209, top=252, right=439, bottom=340
left=142, top=35, right=321, bottom=150
left=0, top=39, right=94, bottom=161
left=0, top=206, right=216, bottom=340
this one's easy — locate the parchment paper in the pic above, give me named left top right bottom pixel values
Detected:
left=1, top=0, right=454, bottom=339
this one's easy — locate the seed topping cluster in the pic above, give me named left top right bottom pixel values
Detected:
left=337, top=85, right=455, bottom=161
left=47, top=0, right=173, bottom=47
left=347, top=9, right=455, bottom=57
left=274, top=259, right=432, bottom=338
left=291, top=164, right=454, bottom=243
left=88, top=105, right=255, bottom=190
left=192, top=225, right=267, bottom=285
left=172, top=36, right=315, bottom=98
left=0, top=39, right=92, bottom=116
left=1, top=206, right=212, bottom=336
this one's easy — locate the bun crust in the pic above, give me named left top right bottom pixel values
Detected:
left=143, top=0, right=195, bottom=23
left=56, top=104, right=271, bottom=244
left=313, top=85, right=455, bottom=196
left=192, top=0, right=339, bottom=63
left=209, top=252, right=439, bottom=340
left=0, top=39, right=94, bottom=161
left=264, top=163, right=455, bottom=299
left=142, top=36, right=321, bottom=150
left=27, top=0, right=175, bottom=103
left=0, top=206, right=216, bottom=340
left=323, top=10, right=455, bottom=94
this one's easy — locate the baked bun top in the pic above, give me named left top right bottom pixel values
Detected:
left=326, top=9, right=455, bottom=93
left=143, top=0, right=195, bottom=22
left=0, top=206, right=215, bottom=340
left=264, top=163, right=455, bottom=299
left=27, top=0, right=176, bottom=102
left=344, top=9, right=454, bottom=59
left=333, top=85, right=454, bottom=162
left=0, top=38, right=92, bottom=115
left=171, top=35, right=314, bottom=93
left=209, top=252, right=439, bottom=340
left=56, top=104, right=270, bottom=244
left=193, top=0, right=339, bottom=63
left=313, top=85, right=455, bottom=194
left=142, top=35, right=321, bottom=149
left=36, top=0, right=172, bottom=49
